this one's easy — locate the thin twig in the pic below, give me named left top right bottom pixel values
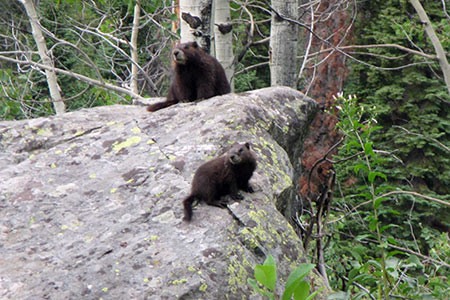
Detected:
left=393, top=125, right=450, bottom=152
left=376, top=191, right=450, bottom=207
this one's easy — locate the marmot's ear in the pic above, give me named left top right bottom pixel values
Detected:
left=192, top=41, right=199, bottom=48
left=245, top=142, right=250, bottom=149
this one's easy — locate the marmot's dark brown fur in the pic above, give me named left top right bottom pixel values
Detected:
left=183, top=143, right=257, bottom=221
left=147, top=41, right=231, bottom=112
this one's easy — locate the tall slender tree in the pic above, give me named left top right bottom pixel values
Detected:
left=213, top=0, right=234, bottom=88
left=130, top=0, right=141, bottom=94
left=19, top=0, right=65, bottom=114
left=269, top=0, right=299, bottom=87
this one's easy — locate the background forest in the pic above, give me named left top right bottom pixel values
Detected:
left=0, top=0, right=448, bottom=299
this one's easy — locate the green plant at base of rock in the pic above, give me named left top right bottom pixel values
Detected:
left=248, top=254, right=323, bottom=300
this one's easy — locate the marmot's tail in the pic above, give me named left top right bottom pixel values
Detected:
left=146, top=99, right=179, bottom=112
left=183, top=195, right=196, bottom=221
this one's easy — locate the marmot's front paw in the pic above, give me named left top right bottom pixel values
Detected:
left=231, top=193, right=244, bottom=200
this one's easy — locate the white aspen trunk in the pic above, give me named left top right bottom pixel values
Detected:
left=409, top=0, right=450, bottom=95
left=179, top=0, right=212, bottom=52
left=269, top=0, right=299, bottom=88
left=20, top=0, right=65, bottom=114
left=213, top=0, right=234, bottom=89
left=130, top=0, right=141, bottom=94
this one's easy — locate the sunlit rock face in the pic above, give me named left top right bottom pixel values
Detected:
left=0, top=87, right=328, bottom=299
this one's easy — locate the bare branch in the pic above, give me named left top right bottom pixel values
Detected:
left=233, top=6, right=255, bottom=64
left=234, top=61, right=269, bottom=76
left=442, top=0, right=450, bottom=19
left=410, top=0, right=450, bottom=94
left=392, top=126, right=450, bottom=152
left=0, top=54, right=148, bottom=101
left=73, top=24, right=157, bottom=93
left=297, top=4, right=314, bottom=84
left=363, top=236, right=450, bottom=268
left=309, top=44, right=438, bottom=60
left=376, top=191, right=450, bottom=207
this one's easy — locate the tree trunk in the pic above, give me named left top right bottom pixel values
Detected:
left=130, top=0, right=141, bottom=94
left=213, top=0, right=234, bottom=89
left=20, top=0, right=65, bottom=114
left=179, top=0, right=212, bottom=52
left=269, top=0, right=299, bottom=88
left=409, top=0, right=450, bottom=95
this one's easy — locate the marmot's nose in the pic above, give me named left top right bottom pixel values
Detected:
left=173, top=49, right=181, bottom=57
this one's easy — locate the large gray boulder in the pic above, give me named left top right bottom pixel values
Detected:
left=0, top=87, right=324, bottom=299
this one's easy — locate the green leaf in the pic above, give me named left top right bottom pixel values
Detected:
left=248, top=278, right=262, bottom=293
left=405, top=255, right=424, bottom=269
left=373, top=197, right=384, bottom=210
left=264, top=254, right=276, bottom=267
left=354, top=164, right=368, bottom=175
left=386, top=250, right=403, bottom=258
left=305, top=287, right=324, bottom=300
left=349, top=249, right=362, bottom=262
left=282, top=264, right=315, bottom=300
left=386, top=238, right=398, bottom=245
left=348, top=268, right=360, bottom=280
left=367, top=125, right=383, bottom=134
left=380, top=224, right=398, bottom=233
left=353, top=121, right=363, bottom=130
left=327, top=291, right=350, bottom=300
left=369, top=216, right=378, bottom=231
left=355, top=234, right=371, bottom=241
left=387, top=209, right=401, bottom=215
left=367, top=259, right=382, bottom=270
left=375, top=185, right=394, bottom=194
left=346, top=140, right=361, bottom=152
left=293, top=281, right=310, bottom=300
left=364, top=142, right=374, bottom=156
left=368, top=171, right=387, bottom=183
left=254, top=265, right=277, bottom=291
left=356, top=192, right=372, bottom=200
left=248, top=278, right=275, bottom=299
left=254, top=255, right=277, bottom=291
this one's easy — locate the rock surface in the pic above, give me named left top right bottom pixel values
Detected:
left=0, top=87, right=323, bottom=299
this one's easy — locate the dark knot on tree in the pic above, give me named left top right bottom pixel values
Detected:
left=216, top=23, right=232, bottom=34
left=182, top=12, right=202, bottom=29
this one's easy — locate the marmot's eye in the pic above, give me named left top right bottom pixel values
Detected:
left=184, top=46, right=189, bottom=49
left=239, top=148, right=243, bottom=153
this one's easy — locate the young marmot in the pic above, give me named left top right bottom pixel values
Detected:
left=183, top=143, right=257, bottom=221
left=147, top=41, right=231, bottom=112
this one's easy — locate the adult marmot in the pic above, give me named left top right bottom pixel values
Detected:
left=147, top=41, right=231, bottom=112
left=183, top=143, right=257, bottom=221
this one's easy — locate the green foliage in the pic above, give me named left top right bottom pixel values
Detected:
left=248, top=254, right=321, bottom=300
left=344, top=0, right=449, bottom=195
left=327, top=94, right=449, bottom=299
left=231, top=3, right=271, bottom=92
left=234, top=68, right=267, bottom=93
left=332, top=2, right=450, bottom=297
left=0, top=0, right=174, bottom=120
